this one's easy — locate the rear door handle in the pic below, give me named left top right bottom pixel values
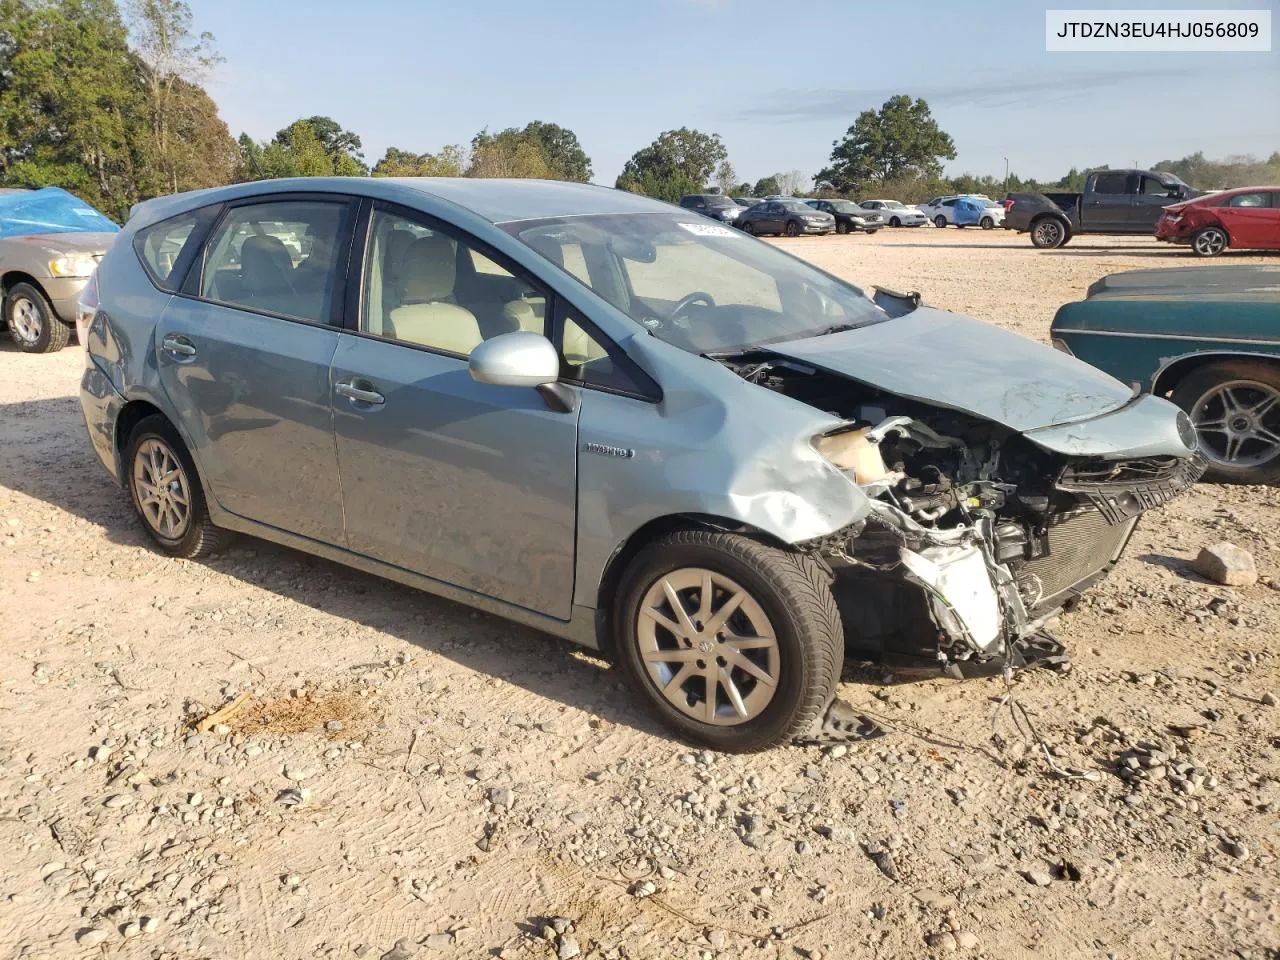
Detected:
left=335, top=380, right=385, bottom=405
left=161, top=334, right=196, bottom=358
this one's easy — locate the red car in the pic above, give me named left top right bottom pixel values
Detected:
left=1155, top=185, right=1280, bottom=257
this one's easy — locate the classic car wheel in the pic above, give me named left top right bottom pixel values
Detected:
left=4, top=282, right=70, bottom=353
left=784, top=220, right=800, bottom=237
left=614, top=530, right=842, bottom=752
left=1172, top=361, right=1280, bottom=484
left=1191, top=226, right=1228, bottom=258
left=933, top=215, right=947, bottom=228
left=889, top=217, right=901, bottom=227
left=1031, top=218, right=1067, bottom=249
left=126, top=415, right=231, bottom=558
left=836, top=221, right=848, bottom=235
left=981, top=216, right=995, bottom=229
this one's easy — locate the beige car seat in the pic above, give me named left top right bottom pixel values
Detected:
left=387, top=234, right=483, bottom=355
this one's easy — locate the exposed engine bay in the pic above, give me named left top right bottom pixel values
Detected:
left=720, top=354, right=1205, bottom=672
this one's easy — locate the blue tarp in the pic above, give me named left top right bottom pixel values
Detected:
left=0, top=187, right=118, bottom=240
left=953, top=196, right=989, bottom=226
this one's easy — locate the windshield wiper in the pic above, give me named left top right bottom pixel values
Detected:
left=812, top=323, right=859, bottom=337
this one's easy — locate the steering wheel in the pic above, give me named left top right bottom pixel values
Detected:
left=669, top=291, right=716, bottom=319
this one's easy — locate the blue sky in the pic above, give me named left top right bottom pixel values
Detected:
left=191, top=0, right=1279, bottom=186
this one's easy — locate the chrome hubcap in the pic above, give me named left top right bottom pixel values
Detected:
left=1195, top=230, right=1226, bottom=255
left=11, top=297, right=41, bottom=342
left=1191, top=380, right=1280, bottom=467
left=133, top=439, right=192, bottom=538
left=636, top=568, right=780, bottom=726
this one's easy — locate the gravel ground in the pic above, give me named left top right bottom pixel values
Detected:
left=1, top=228, right=1277, bottom=959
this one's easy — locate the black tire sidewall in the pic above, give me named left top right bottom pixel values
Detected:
left=125, top=415, right=213, bottom=555
left=934, top=215, right=947, bottom=228
left=785, top=220, right=799, bottom=237
left=981, top=217, right=994, bottom=229
left=889, top=217, right=900, bottom=227
left=1171, top=361, right=1280, bottom=484
left=836, top=221, right=848, bottom=234
left=613, top=537, right=823, bottom=752
left=1032, top=219, right=1064, bottom=248
left=5, top=282, right=66, bottom=353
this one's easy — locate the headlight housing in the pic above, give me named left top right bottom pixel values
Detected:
left=48, top=255, right=99, bottom=278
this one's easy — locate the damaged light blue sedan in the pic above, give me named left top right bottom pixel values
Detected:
left=79, top=178, right=1204, bottom=752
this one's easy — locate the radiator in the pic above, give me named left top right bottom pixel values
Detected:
left=1016, top=506, right=1137, bottom=607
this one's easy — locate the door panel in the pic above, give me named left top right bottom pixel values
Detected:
left=1131, top=176, right=1181, bottom=232
left=1217, top=192, right=1277, bottom=248
left=155, top=298, right=345, bottom=542
left=1084, top=173, right=1133, bottom=230
left=331, top=334, right=579, bottom=618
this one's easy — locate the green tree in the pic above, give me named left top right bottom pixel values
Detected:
left=733, top=181, right=752, bottom=196
left=714, top=160, right=737, bottom=195
left=125, top=0, right=226, bottom=194
left=275, top=116, right=367, bottom=176
left=520, top=120, right=592, bottom=181
left=751, top=175, right=779, bottom=197
left=371, top=145, right=466, bottom=178
left=615, top=127, right=728, bottom=202
left=468, top=127, right=550, bottom=179
left=0, top=0, right=146, bottom=219
left=238, top=119, right=334, bottom=180
left=817, top=95, right=956, bottom=193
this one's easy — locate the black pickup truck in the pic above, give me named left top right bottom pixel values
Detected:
left=1004, top=169, right=1199, bottom=248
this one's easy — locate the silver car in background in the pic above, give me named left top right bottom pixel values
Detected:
left=80, top=178, right=1201, bottom=751
left=859, top=199, right=929, bottom=227
left=1, top=187, right=118, bottom=352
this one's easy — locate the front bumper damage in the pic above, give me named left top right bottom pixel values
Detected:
left=798, top=453, right=1205, bottom=673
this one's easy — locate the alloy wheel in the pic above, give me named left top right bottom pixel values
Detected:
left=10, top=297, right=41, bottom=343
left=635, top=567, right=780, bottom=726
left=1194, top=228, right=1227, bottom=257
left=1190, top=379, right=1280, bottom=468
left=132, top=438, right=193, bottom=540
left=933, top=215, right=947, bottom=228
left=785, top=221, right=799, bottom=237
left=1033, top=220, right=1063, bottom=247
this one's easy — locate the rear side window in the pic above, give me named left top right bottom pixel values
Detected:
left=1092, top=173, right=1130, bottom=195
left=1223, top=192, right=1270, bottom=208
left=134, top=212, right=202, bottom=291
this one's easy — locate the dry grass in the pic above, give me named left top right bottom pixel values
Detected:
left=226, top=689, right=370, bottom=738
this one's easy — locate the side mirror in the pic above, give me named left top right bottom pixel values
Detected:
left=469, top=331, right=576, bottom=413
left=469, top=331, right=559, bottom=387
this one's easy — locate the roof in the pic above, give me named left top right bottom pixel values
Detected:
left=126, top=176, right=678, bottom=229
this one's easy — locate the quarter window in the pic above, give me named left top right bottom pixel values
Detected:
left=199, top=201, right=349, bottom=323
left=361, top=207, right=546, bottom=356
left=560, top=311, right=646, bottom=395
left=135, top=212, right=202, bottom=291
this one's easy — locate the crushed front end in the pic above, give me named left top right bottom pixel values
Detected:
left=726, top=356, right=1205, bottom=673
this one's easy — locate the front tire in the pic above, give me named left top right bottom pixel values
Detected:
left=1031, top=217, right=1067, bottom=248
left=933, top=215, right=947, bottom=228
left=1191, top=226, right=1228, bottom=258
left=125, top=415, right=231, bottom=558
left=889, top=216, right=901, bottom=227
left=1171, top=360, right=1280, bottom=484
left=784, top=220, right=800, bottom=237
left=981, top=216, right=995, bottom=229
left=613, top=530, right=843, bottom=752
left=4, top=282, right=70, bottom=353
left=835, top=221, right=848, bottom=235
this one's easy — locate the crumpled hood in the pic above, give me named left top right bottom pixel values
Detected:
left=768, top=307, right=1135, bottom=432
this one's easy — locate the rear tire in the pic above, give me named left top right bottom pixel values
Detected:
left=1191, top=226, right=1228, bottom=258
left=1171, top=360, right=1280, bottom=484
left=1031, top=217, right=1067, bottom=249
left=933, top=215, right=947, bottom=228
left=613, top=530, right=843, bottom=752
left=125, top=415, right=232, bottom=558
left=4, top=282, right=70, bottom=353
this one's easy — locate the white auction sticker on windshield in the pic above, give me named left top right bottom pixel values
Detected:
left=676, top=222, right=739, bottom=238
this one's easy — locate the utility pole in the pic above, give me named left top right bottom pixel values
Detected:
left=1003, top=156, right=1010, bottom=196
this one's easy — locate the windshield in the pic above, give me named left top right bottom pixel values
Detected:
left=882, top=200, right=905, bottom=208
left=778, top=199, right=814, bottom=212
left=703, top=195, right=735, bottom=207
left=506, top=213, right=887, bottom=354
left=828, top=201, right=861, bottom=213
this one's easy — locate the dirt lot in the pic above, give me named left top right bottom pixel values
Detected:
left=1, top=229, right=1277, bottom=960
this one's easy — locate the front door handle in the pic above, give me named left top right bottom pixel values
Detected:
left=161, top=334, right=196, bottom=358
left=335, top=380, right=385, bottom=405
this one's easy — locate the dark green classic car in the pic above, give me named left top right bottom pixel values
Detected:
left=1052, top=265, right=1280, bottom=484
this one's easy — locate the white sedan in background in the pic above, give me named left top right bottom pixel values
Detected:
left=859, top=199, right=928, bottom=227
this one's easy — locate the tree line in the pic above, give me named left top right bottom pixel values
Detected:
left=2, top=1, right=1274, bottom=222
